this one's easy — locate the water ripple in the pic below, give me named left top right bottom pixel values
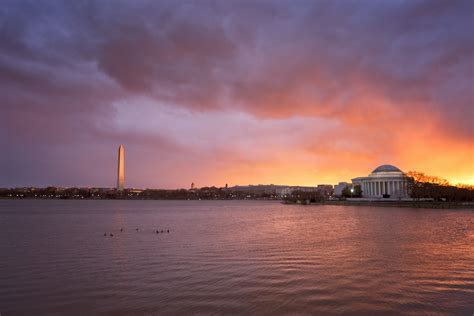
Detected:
left=0, top=200, right=472, bottom=315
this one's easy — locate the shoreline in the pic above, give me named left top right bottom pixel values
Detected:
left=1, top=197, right=473, bottom=209
left=284, top=200, right=474, bottom=209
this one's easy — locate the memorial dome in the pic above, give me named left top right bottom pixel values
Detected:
left=371, top=164, right=402, bottom=173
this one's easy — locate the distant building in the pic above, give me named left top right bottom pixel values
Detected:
left=281, top=187, right=294, bottom=195
left=317, top=184, right=334, bottom=196
left=230, top=185, right=322, bottom=195
left=334, top=182, right=349, bottom=196
left=230, top=184, right=282, bottom=195
left=191, top=182, right=195, bottom=190
left=117, top=145, right=125, bottom=191
left=352, top=164, right=411, bottom=198
left=290, top=186, right=319, bottom=193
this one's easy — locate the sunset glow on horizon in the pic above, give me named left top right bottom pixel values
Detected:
left=0, top=0, right=473, bottom=188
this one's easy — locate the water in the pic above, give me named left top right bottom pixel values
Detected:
left=0, top=200, right=473, bottom=315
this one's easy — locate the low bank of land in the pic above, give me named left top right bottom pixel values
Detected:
left=288, top=200, right=474, bottom=209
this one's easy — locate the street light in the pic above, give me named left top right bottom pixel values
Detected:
left=350, top=188, right=354, bottom=198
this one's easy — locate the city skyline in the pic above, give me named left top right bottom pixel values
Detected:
left=0, top=1, right=473, bottom=188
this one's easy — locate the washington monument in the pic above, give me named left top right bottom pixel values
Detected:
left=117, top=145, right=125, bottom=190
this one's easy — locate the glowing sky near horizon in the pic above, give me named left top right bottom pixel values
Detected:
left=0, top=0, right=473, bottom=188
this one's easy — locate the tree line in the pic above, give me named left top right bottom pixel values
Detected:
left=407, top=171, right=474, bottom=202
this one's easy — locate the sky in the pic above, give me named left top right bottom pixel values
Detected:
left=0, top=0, right=473, bottom=189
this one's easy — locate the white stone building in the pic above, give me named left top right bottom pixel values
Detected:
left=352, top=165, right=412, bottom=199
left=334, top=182, right=350, bottom=196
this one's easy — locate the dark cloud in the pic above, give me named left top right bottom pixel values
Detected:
left=0, top=0, right=472, bottom=186
left=1, top=0, right=472, bottom=120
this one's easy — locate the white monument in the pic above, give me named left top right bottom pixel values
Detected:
left=352, top=164, right=411, bottom=199
left=117, top=145, right=125, bottom=191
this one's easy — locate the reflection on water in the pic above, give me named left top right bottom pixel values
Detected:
left=0, top=200, right=473, bottom=315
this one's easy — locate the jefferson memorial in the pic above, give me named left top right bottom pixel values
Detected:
left=352, top=164, right=412, bottom=198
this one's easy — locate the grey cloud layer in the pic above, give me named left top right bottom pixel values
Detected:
left=0, top=0, right=473, bottom=141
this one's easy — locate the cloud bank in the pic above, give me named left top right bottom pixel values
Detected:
left=1, top=0, right=473, bottom=187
